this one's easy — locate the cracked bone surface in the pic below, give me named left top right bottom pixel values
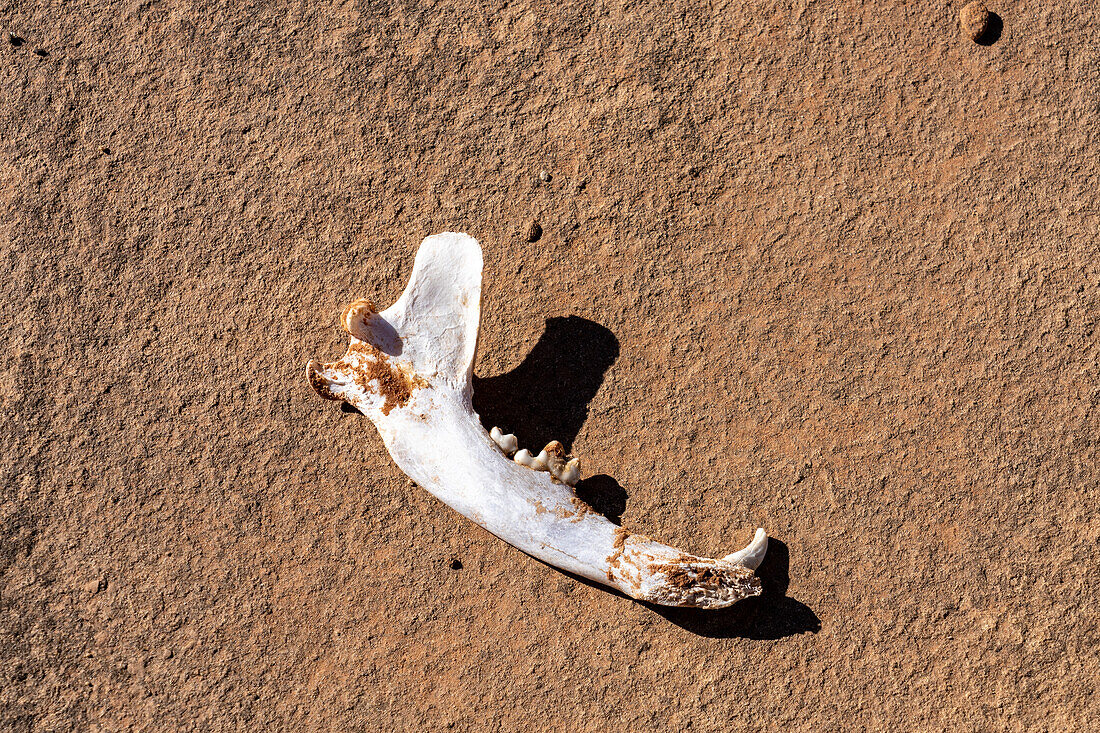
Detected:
left=306, top=233, right=767, bottom=608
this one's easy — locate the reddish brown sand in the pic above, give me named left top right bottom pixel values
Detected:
left=3, top=1, right=1098, bottom=730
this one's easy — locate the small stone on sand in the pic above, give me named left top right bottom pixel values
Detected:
left=960, top=2, right=992, bottom=42
left=525, top=220, right=542, bottom=242
left=538, top=170, right=551, bottom=182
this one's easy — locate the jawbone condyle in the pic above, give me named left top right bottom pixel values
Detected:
left=306, top=233, right=767, bottom=609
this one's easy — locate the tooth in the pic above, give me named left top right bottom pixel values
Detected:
left=722, top=528, right=768, bottom=571
left=514, top=449, right=548, bottom=471
left=490, top=427, right=518, bottom=454
left=559, top=458, right=581, bottom=487
left=534, top=449, right=553, bottom=470
left=306, top=232, right=766, bottom=608
left=538, top=441, right=578, bottom=486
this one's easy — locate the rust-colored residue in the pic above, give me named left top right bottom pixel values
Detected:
left=605, top=527, right=633, bottom=582
left=542, top=441, right=565, bottom=460
left=654, top=562, right=739, bottom=591
left=347, top=341, right=426, bottom=415
left=307, top=361, right=342, bottom=401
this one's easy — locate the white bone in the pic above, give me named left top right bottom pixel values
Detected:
left=306, top=233, right=767, bottom=608
left=490, top=427, right=518, bottom=455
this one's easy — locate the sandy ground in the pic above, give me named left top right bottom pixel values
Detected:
left=3, top=0, right=1099, bottom=730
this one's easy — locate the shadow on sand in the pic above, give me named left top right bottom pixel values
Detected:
left=474, top=315, right=620, bottom=453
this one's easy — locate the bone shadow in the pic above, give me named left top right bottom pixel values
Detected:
left=573, top=475, right=627, bottom=525
left=974, top=12, right=1002, bottom=46
left=474, top=316, right=620, bottom=453
left=361, top=314, right=402, bottom=356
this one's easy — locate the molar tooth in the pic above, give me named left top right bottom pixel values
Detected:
left=539, top=441, right=579, bottom=485
left=559, top=458, right=581, bottom=487
left=490, top=427, right=519, bottom=454
left=539, top=441, right=563, bottom=465
left=515, top=449, right=548, bottom=471
left=542, top=440, right=565, bottom=458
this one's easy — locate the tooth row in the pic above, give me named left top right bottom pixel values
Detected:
left=491, top=428, right=580, bottom=486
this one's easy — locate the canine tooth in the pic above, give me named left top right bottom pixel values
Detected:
left=722, top=527, right=768, bottom=571
left=306, top=233, right=766, bottom=608
left=490, top=427, right=518, bottom=454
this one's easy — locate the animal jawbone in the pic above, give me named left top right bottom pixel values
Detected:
left=307, top=232, right=767, bottom=609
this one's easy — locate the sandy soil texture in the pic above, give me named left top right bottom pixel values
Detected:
left=3, top=0, right=1099, bottom=730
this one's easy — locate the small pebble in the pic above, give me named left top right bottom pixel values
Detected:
left=525, top=220, right=542, bottom=243
left=449, top=558, right=463, bottom=570
left=960, top=2, right=993, bottom=43
left=538, top=170, right=551, bottom=182
left=8, top=33, right=24, bottom=47
left=100, top=146, right=111, bottom=155
left=33, top=48, right=47, bottom=57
